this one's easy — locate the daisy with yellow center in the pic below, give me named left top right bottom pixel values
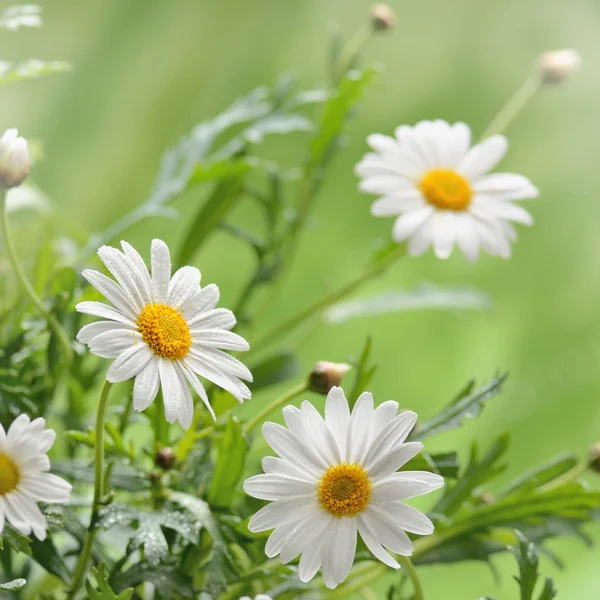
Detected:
left=356, top=120, right=539, bottom=261
left=243, top=387, right=443, bottom=589
left=76, top=239, right=252, bottom=428
left=0, top=414, right=72, bottom=540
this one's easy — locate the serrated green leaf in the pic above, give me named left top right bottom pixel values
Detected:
left=128, top=513, right=168, bottom=568
left=324, top=285, right=491, bottom=323
left=512, top=532, right=540, bottom=600
left=0, top=578, right=26, bottom=591
left=176, top=172, right=249, bottom=267
left=410, top=374, right=508, bottom=441
left=537, top=577, right=557, bottom=600
left=499, top=453, right=578, bottom=500
left=207, top=416, right=247, bottom=509
left=249, top=351, right=300, bottom=390
left=85, top=563, right=133, bottom=600
left=434, top=435, right=509, bottom=515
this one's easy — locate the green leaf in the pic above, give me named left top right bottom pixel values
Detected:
left=85, top=563, right=133, bottom=600
left=403, top=451, right=460, bottom=479
left=434, top=435, right=509, bottom=515
left=30, top=537, right=70, bottom=582
left=249, top=351, right=300, bottom=390
left=348, top=336, right=378, bottom=408
left=112, top=564, right=194, bottom=598
left=0, top=578, right=26, bottom=591
left=207, top=416, right=247, bottom=509
left=189, top=159, right=252, bottom=185
left=324, top=285, right=491, bottom=323
left=0, top=5, right=41, bottom=30
left=0, top=60, right=71, bottom=85
left=498, top=453, right=578, bottom=500
left=1, top=524, right=32, bottom=555
left=537, top=578, right=558, bottom=600
left=308, top=69, right=377, bottom=170
left=176, top=172, right=249, bottom=267
left=128, top=514, right=169, bottom=568
left=410, top=374, right=508, bottom=441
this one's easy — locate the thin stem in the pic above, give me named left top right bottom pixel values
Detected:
left=336, top=26, right=373, bottom=83
left=251, top=244, right=406, bottom=354
left=243, top=381, right=309, bottom=434
left=0, top=189, right=73, bottom=365
left=479, top=75, right=541, bottom=140
left=397, top=556, right=424, bottom=600
left=67, top=381, right=113, bottom=598
left=538, top=462, right=588, bottom=493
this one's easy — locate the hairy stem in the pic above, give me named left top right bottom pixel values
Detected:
left=0, top=188, right=73, bottom=365
left=67, top=381, right=113, bottom=598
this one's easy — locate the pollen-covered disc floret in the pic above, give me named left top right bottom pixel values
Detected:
left=76, top=238, right=252, bottom=429
left=243, top=387, right=444, bottom=589
left=356, top=120, right=539, bottom=261
left=0, top=414, right=72, bottom=540
left=318, top=463, right=371, bottom=517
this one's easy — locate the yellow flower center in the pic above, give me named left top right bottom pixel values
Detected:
left=317, top=463, right=371, bottom=517
left=419, top=168, right=472, bottom=211
left=137, top=303, right=192, bottom=360
left=0, top=453, right=19, bottom=495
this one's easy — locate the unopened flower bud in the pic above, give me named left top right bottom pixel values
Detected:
left=0, top=129, right=30, bottom=188
left=308, top=361, right=352, bottom=395
left=155, top=447, right=176, bottom=470
left=587, top=443, right=600, bottom=473
left=536, top=49, right=581, bottom=84
left=370, top=3, right=396, bottom=32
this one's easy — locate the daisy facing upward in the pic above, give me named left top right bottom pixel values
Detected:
left=76, top=239, right=252, bottom=428
left=244, top=387, right=444, bottom=589
left=356, top=120, right=539, bottom=261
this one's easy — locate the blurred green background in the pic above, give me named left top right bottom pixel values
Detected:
left=4, top=0, right=600, bottom=596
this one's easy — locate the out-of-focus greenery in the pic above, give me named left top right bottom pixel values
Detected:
left=3, top=0, right=600, bottom=596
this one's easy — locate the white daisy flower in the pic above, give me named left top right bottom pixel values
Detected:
left=243, top=387, right=443, bottom=589
left=76, top=239, right=252, bottom=429
left=356, top=120, right=539, bottom=261
left=0, top=414, right=72, bottom=540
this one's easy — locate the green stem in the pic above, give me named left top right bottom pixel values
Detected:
left=336, top=26, right=374, bottom=83
left=479, top=75, right=541, bottom=140
left=538, top=462, right=588, bottom=492
left=397, top=556, right=424, bottom=600
left=243, top=381, right=309, bottom=434
left=0, top=189, right=73, bottom=365
left=251, top=244, right=406, bottom=353
left=67, top=381, right=113, bottom=598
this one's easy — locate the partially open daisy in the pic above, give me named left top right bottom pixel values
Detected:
left=243, top=387, right=443, bottom=589
left=0, top=414, right=72, bottom=540
left=356, top=120, right=539, bottom=261
left=76, top=239, right=252, bottom=428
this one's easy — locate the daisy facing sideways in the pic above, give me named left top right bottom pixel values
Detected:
left=76, top=239, right=252, bottom=429
left=0, top=415, right=72, bottom=540
left=243, top=387, right=444, bottom=589
left=356, top=120, right=539, bottom=261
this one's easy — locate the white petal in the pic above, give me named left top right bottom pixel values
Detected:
left=243, top=474, right=315, bottom=501
left=174, top=363, right=194, bottom=429
left=363, top=411, right=418, bottom=469
left=360, top=175, right=413, bottom=195
left=158, top=358, right=184, bottom=424
left=366, top=133, right=398, bottom=154
left=248, top=498, right=318, bottom=533
left=6, top=492, right=48, bottom=540
left=325, top=387, right=350, bottom=460
left=19, top=473, right=72, bottom=503
left=188, top=307, right=234, bottom=331
left=97, top=246, right=145, bottom=312
left=459, top=135, right=508, bottom=178
left=192, top=329, right=249, bottom=351
left=407, top=214, right=434, bottom=256
left=121, top=241, right=153, bottom=305
left=282, top=407, right=331, bottom=471
left=179, top=361, right=215, bottom=421
left=392, top=207, right=434, bottom=243
left=185, top=353, right=250, bottom=403
left=280, top=509, right=332, bottom=564
left=81, top=269, right=137, bottom=320
left=370, top=401, right=399, bottom=439
left=454, top=213, right=480, bottom=263
left=357, top=514, right=400, bottom=568
left=77, top=321, right=133, bottom=345
left=76, top=301, right=137, bottom=328
left=89, top=329, right=141, bottom=359
left=361, top=507, right=414, bottom=555
left=378, top=502, right=435, bottom=535
left=261, top=456, right=317, bottom=481
left=300, top=401, right=341, bottom=465
left=106, top=344, right=153, bottom=383
left=264, top=520, right=297, bottom=558
left=329, top=517, right=357, bottom=586
left=298, top=535, right=325, bottom=583
left=431, top=211, right=457, bottom=259
left=372, top=471, right=444, bottom=502
left=151, top=239, right=171, bottom=303
left=133, top=357, right=160, bottom=412
left=491, top=201, right=534, bottom=225
left=346, top=392, right=374, bottom=464
left=473, top=173, right=539, bottom=199
left=368, top=442, right=424, bottom=481
left=168, top=266, right=201, bottom=310
left=370, top=191, right=425, bottom=216
left=183, top=284, right=221, bottom=320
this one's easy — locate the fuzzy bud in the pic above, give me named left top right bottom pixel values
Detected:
left=0, top=129, right=30, bottom=188
left=308, top=361, right=352, bottom=395
left=155, top=447, right=176, bottom=470
left=587, top=443, right=600, bottom=474
left=370, top=3, right=396, bottom=32
left=536, top=49, right=581, bottom=84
